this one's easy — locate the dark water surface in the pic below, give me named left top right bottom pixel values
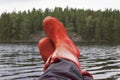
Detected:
left=0, top=43, right=120, bottom=80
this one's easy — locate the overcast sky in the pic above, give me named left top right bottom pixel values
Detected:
left=0, top=0, right=120, bottom=14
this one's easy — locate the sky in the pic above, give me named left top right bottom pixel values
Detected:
left=0, top=0, right=120, bottom=14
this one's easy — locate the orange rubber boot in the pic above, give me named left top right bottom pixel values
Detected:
left=38, top=37, right=54, bottom=62
left=43, top=16, right=80, bottom=71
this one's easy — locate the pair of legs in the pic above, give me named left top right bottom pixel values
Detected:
left=38, top=16, right=93, bottom=80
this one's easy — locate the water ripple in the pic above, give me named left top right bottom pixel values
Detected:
left=0, top=44, right=120, bottom=80
left=79, top=45, right=120, bottom=80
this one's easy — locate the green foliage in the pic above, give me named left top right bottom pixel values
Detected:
left=0, top=7, right=120, bottom=43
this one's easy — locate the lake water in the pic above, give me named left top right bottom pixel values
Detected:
left=0, top=43, right=120, bottom=80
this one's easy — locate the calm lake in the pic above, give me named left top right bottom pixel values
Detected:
left=0, top=43, right=120, bottom=80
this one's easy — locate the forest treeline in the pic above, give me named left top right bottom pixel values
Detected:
left=0, top=7, right=120, bottom=43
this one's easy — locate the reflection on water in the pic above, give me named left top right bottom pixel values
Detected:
left=0, top=43, right=120, bottom=80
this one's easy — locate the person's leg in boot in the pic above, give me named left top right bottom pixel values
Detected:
left=43, top=16, right=80, bottom=70
left=38, top=16, right=93, bottom=80
left=38, top=37, right=93, bottom=80
left=38, top=37, right=83, bottom=80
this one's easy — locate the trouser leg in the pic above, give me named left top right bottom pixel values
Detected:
left=39, top=59, right=83, bottom=80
